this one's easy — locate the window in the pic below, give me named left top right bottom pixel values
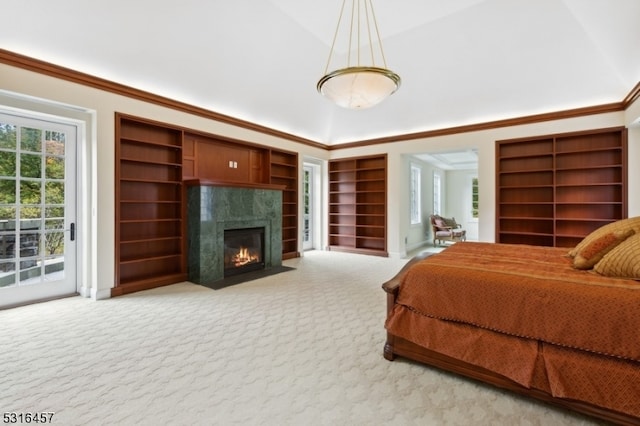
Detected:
left=410, top=165, right=421, bottom=224
left=471, top=176, right=479, bottom=219
left=433, top=172, right=441, bottom=215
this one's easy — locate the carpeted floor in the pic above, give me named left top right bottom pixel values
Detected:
left=0, top=251, right=604, bottom=425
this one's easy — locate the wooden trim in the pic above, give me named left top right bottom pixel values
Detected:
left=110, top=274, right=188, bottom=297
left=327, top=103, right=625, bottom=150
left=184, top=179, right=286, bottom=191
left=0, top=48, right=324, bottom=150
left=1, top=48, right=638, bottom=150
left=622, top=81, right=640, bottom=108
left=383, top=254, right=640, bottom=426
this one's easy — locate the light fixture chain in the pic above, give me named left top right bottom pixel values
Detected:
left=323, top=0, right=348, bottom=76
left=364, top=0, right=375, bottom=67
left=369, top=0, right=388, bottom=69
left=349, top=0, right=356, bottom=68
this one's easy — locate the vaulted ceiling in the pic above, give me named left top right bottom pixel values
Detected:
left=2, top=0, right=639, bottom=145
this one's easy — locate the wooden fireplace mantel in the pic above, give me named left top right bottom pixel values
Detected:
left=184, top=179, right=286, bottom=191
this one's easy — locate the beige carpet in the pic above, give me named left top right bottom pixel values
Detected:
left=0, top=251, right=604, bottom=425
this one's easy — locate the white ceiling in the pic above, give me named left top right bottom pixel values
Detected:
left=1, top=0, right=639, bottom=145
left=414, top=150, right=478, bottom=171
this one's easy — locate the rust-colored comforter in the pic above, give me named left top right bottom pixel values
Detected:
left=385, top=242, right=640, bottom=417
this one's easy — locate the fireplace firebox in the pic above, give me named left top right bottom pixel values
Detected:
left=223, top=227, right=265, bottom=277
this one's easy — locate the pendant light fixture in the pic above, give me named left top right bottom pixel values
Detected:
left=317, top=0, right=401, bottom=109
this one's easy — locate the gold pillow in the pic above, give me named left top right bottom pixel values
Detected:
left=594, top=233, right=640, bottom=280
left=573, top=229, right=635, bottom=270
left=568, top=216, right=640, bottom=258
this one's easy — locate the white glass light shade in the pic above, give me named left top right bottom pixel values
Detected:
left=317, top=66, right=401, bottom=109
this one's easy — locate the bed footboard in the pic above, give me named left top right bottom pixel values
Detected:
left=381, top=252, right=640, bottom=426
left=382, top=252, right=432, bottom=361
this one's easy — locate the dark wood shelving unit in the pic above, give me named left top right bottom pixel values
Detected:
left=114, top=114, right=187, bottom=295
left=114, top=115, right=301, bottom=295
left=329, top=154, right=387, bottom=256
left=496, top=127, right=627, bottom=247
left=269, top=149, right=299, bottom=259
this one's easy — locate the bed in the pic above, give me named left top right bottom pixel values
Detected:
left=383, top=219, right=640, bottom=425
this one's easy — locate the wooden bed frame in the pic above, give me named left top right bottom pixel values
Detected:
left=382, top=252, right=639, bottom=426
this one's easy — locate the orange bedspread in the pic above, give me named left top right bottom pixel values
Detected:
left=391, top=242, right=640, bottom=361
left=385, top=242, right=640, bottom=416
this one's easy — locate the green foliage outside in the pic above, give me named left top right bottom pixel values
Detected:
left=472, top=177, right=479, bottom=219
left=0, top=124, right=66, bottom=257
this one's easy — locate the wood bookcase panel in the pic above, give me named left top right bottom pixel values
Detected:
left=356, top=237, right=385, bottom=251
left=120, top=161, right=181, bottom=182
left=357, top=203, right=385, bottom=215
left=499, top=155, right=553, bottom=172
left=119, top=256, right=183, bottom=285
left=120, top=238, right=182, bottom=262
left=496, top=127, right=627, bottom=247
left=120, top=220, right=182, bottom=242
left=555, top=150, right=622, bottom=170
left=496, top=233, right=555, bottom=247
left=555, top=219, right=610, bottom=237
left=500, top=187, right=553, bottom=203
left=115, top=115, right=302, bottom=293
left=120, top=141, right=181, bottom=165
left=500, top=203, right=554, bottom=219
left=555, top=185, right=623, bottom=203
left=498, top=138, right=553, bottom=157
left=555, top=168, right=622, bottom=186
left=555, top=203, right=622, bottom=220
left=330, top=181, right=356, bottom=193
left=499, top=218, right=554, bottom=235
left=329, top=154, right=387, bottom=256
left=555, top=133, right=621, bottom=152
left=268, top=149, right=299, bottom=259
left=115, top=114, right=187, bottom=294
left=499, top=171, right=553, bottom=187
left=120, top=181, right=182, bottom=202
left=119, top=202, right=181, bottom=221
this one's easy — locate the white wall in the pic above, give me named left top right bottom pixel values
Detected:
left=0, top=63, right=329, bottom=298
left=625, top=97, right=640, bottom=216
left=330, top=109, right=635, bottom=258
left=403, top=156, right=443, bottom=252
left=445, top=169, right=479, bottom=241
left=2, top=61, right=639, bottom=279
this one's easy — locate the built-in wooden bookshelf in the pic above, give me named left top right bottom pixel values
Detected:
left=496, top=127, right=627, bottom=247
left=114, top=114, right=187, bottom=295
left=269, top=149, right=299, bottom=259
left=329, top=154, right=387, bottom=256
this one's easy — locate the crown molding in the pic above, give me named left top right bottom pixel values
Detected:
left=1, top=48, right=637, bottom=152
left=326, top=102, right=625, bottom=150
left=622, top=81, right=640, bottom=108
left=0, top=48, right=325, bottom=150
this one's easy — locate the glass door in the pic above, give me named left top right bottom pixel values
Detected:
left=0, top=112, right=77, bottom=309
left=303, top=165, right=313, bottom=250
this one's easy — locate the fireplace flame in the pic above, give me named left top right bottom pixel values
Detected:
left=232, top=246, right=259, bottom=267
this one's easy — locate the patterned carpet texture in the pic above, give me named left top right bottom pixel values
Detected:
left=0, top=251, right=603, bottom=425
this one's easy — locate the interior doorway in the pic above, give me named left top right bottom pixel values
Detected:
left=302, top=162, right=321, bottom=251
left=412, top=149, right=479, bottom=241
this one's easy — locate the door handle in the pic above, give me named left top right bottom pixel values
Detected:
left=70, top=223, right=75, bottom=241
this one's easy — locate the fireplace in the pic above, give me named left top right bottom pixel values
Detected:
left=224, top=227, right=265, bottom=277
left=187, top=183, right=283, bottom=288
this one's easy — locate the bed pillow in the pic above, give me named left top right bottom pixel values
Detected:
left=568, top=216, right=640, bottom=258
left=572, top=229, right=635, bottom=270
left=593, top=233, right=640, bottom=280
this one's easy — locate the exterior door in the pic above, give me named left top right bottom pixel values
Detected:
left=0, top=112, right=77, bottom=309
left=302, top=165, right=313, bottom=250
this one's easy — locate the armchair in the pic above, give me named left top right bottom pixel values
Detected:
left=430, top=214, right=466, bottom=246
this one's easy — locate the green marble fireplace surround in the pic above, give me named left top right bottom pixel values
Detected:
left=187, top=181, right=283, bottom=288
